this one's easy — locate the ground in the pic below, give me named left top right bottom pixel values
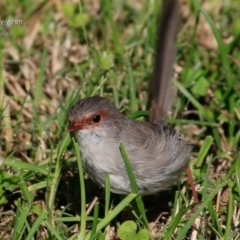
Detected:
left=0, top=0, right=239, bottom=239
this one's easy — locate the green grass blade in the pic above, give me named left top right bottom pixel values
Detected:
left=235, top=156, right=240, bottom=197
left=90, top=202, right=100, bottom=240
left=25, top=210, right=48, bottom=240
left=192, top=0, right=228, bottom=72
left=105, top=174, right=110, bottom=217
left=5, top=158, right=48, bottom=175
left=85, top=193, right=137, bottom=240
left=119, top=142, right=139, bottom=194
left=224, top=190, right=233, bottom=240
left=176, top=180, right=228, bottom=240
left=163, top=205, right=193, bottom=240
left=202, top=157, right=212, bottom=200
left=12, top=201, right=30, bottom=240
left=44, top=220, right=64, bottom=240
left=48, top=133, right=71, bottom=213
left=18, top=181, right=33, bottom=204
left=196, top=136, right=213, bottom=167
left=103, top=0, right=120, bottom=53
left=120, top=142, right=148, bottom=228
left=124, top=57, right=137, bottom=111
left=173, top=79, right=206, bottom=118
left=207, top=201, right=223, bottom=237
left=96, top=193, right=137, bottom=235
left=27, top=181, right=48, bottom=192
left=73, top=138, right=86, bottom=240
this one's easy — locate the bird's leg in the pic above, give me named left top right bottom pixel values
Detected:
left=185, top=166, right=199, bottom=203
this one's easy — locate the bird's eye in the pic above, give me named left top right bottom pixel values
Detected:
left=92, top=114, right=101, bottom=123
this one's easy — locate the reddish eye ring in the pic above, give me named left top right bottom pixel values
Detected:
left=92, top=114, right=101, bottom=123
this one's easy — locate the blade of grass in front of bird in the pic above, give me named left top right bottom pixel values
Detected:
left=105, top=174, right=110, bottom=217
left=73, top=138, right=86, bottom=240
left=119, top=142, right=139, bottom=194
left=120, top=142, right=148, bottom=228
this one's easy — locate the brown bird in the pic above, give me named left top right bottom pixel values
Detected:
left=68, top=0, right=192, bottom=195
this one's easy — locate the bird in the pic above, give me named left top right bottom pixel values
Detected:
left=68, top=96, right=192, bottom=195
left=68, top=0, right=192, bottom=195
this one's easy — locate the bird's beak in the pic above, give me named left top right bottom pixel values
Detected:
left=68, top=120, right=84, bottom=131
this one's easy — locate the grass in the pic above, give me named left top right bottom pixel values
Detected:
left=0, top=0, right=240, bottom=239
